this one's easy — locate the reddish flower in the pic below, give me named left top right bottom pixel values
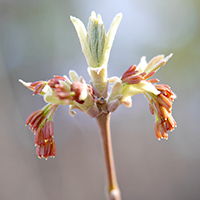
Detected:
left=25, top=104, right=58, bottom=159
left=148, top=84, right=176, bottom=140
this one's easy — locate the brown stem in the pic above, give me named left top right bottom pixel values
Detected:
left=96, top=113, right=121, bottom=200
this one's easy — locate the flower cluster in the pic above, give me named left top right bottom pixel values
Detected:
left=25, top=104, right=57, bottom=159
left=20, top=11, right=176, bottom=159
left=20, top=73, right=97, bottom=159
left=149, top=84, right=176, bottom=140
left=109, top=54, right=176, bottom=139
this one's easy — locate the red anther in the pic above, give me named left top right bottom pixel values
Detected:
left=43, top=140, right=51, bottom=159
left=49, top=141, right=56, bottom=157
left=122, top=74, right=143, bottom=84
left=144, top=71, right=155, bottom=80
left=154, top=122, right=162, bottom=140
left=121, top=65, right=138, bottom=80
left=157, top=94, right=172, bottom=110
left=43, top=121, right=50, bottom=140
left=35, top=127, right=45, bottom=146
left=30, top=81, right=45, bottom=87
left=147, top=78, right=159, bottom=83
left=149, top=102, right=154, bottom=115
left=33, top=83, right=46, bottom=95
left=36, top=145, right=44, bottom=159
left=53, top=75, right=67, bottom=81
left=139, top=72, right=147, bottom=77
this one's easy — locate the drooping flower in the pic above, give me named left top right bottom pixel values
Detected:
left=108, top=54, right=176, bottom=139
left=121, top=54, right=173, bottom=99
left=145, top=84, right=176, bottom=140
left=20, top=72, right=99, bottom=159
left=25, top=104, right=57, bottom=159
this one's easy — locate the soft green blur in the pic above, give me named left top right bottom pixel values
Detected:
left=1, top=0, right=200, bottom=200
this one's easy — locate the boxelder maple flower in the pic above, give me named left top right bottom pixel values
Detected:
left=20, top=11, right=176, bottom=160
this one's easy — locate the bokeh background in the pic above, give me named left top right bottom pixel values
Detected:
left=1, top=0, right=200, bottom=200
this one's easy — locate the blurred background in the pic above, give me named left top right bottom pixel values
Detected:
left=0, top=0, right=200, bottom=200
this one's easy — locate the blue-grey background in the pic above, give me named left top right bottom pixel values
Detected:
left=0, top=0, right=200, bottom=200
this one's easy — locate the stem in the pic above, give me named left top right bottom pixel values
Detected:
left=96, top=113, right=121, bottom=200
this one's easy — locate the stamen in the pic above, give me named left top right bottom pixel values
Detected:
left=30, top=114, right=45, bottom=132
left=48, top=121, right=54, bottom=137
left=158, top=122, right=167, bottom=139
left=149, top=102, right=154, bottom=115
left=139, top=72, right=147, bottom=77
left=144, top=71, right=155, bottom=80
left=54, top=75, right=67, bottom=81
left=25, top=110, right=44, bottom=127
left=154, top=101, right=163, bottom=121
left=122, top=74, right=143, bottom=84
left=147, top=78, right=159, bottom=83
left=156, top=94, right=172, bottom=110
left=121, top=65, right=137, bottom=80
left=33, top=83, right=46, bottom=95
left=154, top=122, right=163, bottom=140
left=36, top=145, right=43, bottom=159
left=159, top=106, right=168, bottom=121
left=50, top=141, right=56, bottom=157
left=43, top=121, right=50, bottom=139
left=167, top=114, right=176, bottom=130
left=43, top=141, right=51, bottom=159
left=35, top=127, right=45, bottom=146
left=30, top=81, right=45, bottom=87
